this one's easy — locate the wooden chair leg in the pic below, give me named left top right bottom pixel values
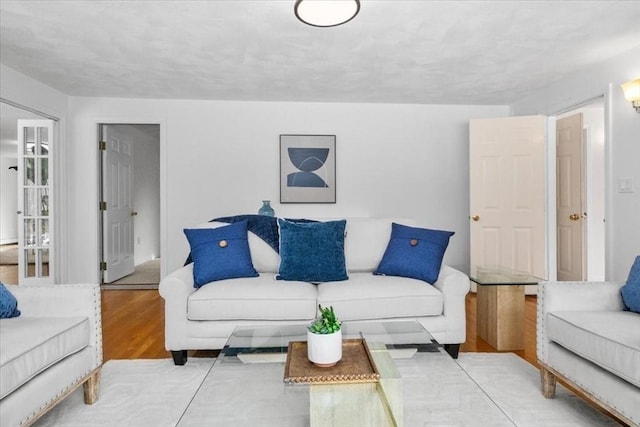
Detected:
left=83, top=369, right=101, bottom=404
left=540, top=366, right=556, bottom=398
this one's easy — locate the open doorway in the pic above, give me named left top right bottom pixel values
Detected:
left=99, top=124, right=160, bottom=288
left=556, top=99, right=606, bottom=281
left=0, top=102, right=53, bottom=285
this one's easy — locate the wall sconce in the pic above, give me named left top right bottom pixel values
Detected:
left=620, top=78, right=640, bottom=113
left=295, top=0, right=360, bottom=27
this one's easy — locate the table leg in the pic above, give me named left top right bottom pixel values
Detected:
left=477, top=285, right=524, bottom=351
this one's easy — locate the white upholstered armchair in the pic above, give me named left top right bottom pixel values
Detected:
left=537, top=281, right=640, bottom=426
left=0, top=284, right=103, bottom=427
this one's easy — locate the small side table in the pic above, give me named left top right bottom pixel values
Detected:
left=467, top=266, right=542, bottom=351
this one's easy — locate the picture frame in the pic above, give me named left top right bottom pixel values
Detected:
left=280, top=134, right=336, bottom=203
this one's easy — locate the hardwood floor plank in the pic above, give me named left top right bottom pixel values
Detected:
left=101, top=289, right=170, bottom=360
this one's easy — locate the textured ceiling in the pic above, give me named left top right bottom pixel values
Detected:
left=1, top=1, right=639, bottom=105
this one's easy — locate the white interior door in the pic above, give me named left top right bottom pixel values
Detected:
left=17, top=120, right=54, bottom=285
left=556, top=113, right=585, bottom=281
left=101, top=125, right=135, bottom=283
left=470, top=116, right=548, bottom=281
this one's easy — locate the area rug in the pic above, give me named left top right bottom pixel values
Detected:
left=33, top=353, right=617, bottom=427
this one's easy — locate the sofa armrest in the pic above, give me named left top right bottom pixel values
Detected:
left=7, top=283, right=103, bottom=366
left=432, top=265, right=471, bottom=343
left=158, top=264, right=197, bottom=301
left=536, top=281, right=625, bottom=364
left=158, top=264, right=198, bottom=351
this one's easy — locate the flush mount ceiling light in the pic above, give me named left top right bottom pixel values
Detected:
left=295, top=0, right=360, bottom=28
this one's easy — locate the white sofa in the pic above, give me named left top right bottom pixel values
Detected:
left=537, top=281, right=640, bottom=426
left=160, top=218, right=470, bottom=365
left=0, top=284, right=102, bottom=427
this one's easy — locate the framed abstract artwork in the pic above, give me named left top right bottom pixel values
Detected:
left=280, top=134, right=336, bottom=203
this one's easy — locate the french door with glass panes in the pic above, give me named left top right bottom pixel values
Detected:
left=18, top=120, right=54, bottom=284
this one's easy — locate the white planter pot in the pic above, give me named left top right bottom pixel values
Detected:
left=307, top=329, right=342, bottom=368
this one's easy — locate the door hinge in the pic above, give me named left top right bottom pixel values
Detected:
left=99, top=140, right=107, bottom=150
left=100, top=261, right=107, bottom=271
left=99, top=201, right=107, bottom=211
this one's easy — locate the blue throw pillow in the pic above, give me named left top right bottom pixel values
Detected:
left=277, top=219, right=348, bottom=283
left=621, top=256, right=640, bottom=313
left=374, top=223, right=454, bottom=284
left=184, top=220, right=258, bottom=288
left=0, top=282, right=21, bottom=319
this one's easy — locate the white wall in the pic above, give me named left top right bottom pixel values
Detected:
left=582, top=107, right=606, bottom=281
left=125, top=125, right=161, bottom=265
left=65, top=98, right=509, bottom=282
left=512, top=45, right=640, bottom=281
left=0, top=156, right=18, bottom=244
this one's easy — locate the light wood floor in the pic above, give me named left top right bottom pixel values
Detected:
left=101, top=290, right=539, bottom=366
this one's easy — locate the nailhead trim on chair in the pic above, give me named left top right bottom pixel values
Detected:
left=14, top=284, right=104, bottom=427
left=537, top=281, right=634, bottom=426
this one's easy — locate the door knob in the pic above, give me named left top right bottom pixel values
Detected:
left=569, top=213, right=580, bottom=221
left=131, top=211, right=138, bottom=217
left=471, top=215, right=480, bottom=221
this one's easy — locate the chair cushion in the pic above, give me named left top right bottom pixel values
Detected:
left=374, top=223, right=454, bottom=284
left=0, top=316, right=89, bottom=399
left=184, top=220, right=259, bottom=287
left=547, top=310, right=640, bottom=387
left=317, top=272, right=443, bottom=321
left=187, top=275, right=318, bottom=321
left=276, top=219, right=348, bottom=283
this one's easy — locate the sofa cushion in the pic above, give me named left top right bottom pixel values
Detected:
left=0, top=283, right=20, bottom=319
left=374, top=223, right=454, bottom=284
left=187, top=275, right=318, bottom=321
left=317, top=272, right=443, bottom=321
left=0, top=316, right=89, bottom=399
left=621, top=255, right=640, bottom=313
left=547, top=310, right=640, bottom=387
left=343, top=218, right=414, bottom=272
left=276, top=219, right=348, bottom=283
left=184, top=220, right=259, bottom=287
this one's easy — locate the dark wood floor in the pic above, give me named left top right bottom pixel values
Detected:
left=101, top=290, right=539, bottom=366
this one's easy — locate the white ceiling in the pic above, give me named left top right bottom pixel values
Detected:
left=1, top=1, right=639, bottom=105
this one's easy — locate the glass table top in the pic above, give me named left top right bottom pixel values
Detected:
left=457, top=264, right=544, bottom=286
left=177, top=321, right=446, bottom=427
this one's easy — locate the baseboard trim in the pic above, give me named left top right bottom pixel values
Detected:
left=101, top=283, right=159, bottom=290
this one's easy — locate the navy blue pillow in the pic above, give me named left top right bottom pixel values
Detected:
left=277, top=219, right=348, bottom=283
left=621, top=256, right=640, bottom=313
left=374, top=223, right=454, bottom=284
left=0, top=282, right=21, bottom=319
left=184, top=220, right=258, bottom=288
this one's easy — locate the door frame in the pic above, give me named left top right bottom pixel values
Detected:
left=95, top=119, right=166, bottom=284
left=549, top=95, right=607, bottom=281
left=0, top=97, right=64, bottom=284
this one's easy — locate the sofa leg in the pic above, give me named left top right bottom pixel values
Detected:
left=83, top=369, right=101, bottom=404
left=444, top=344, right=460, bottom=359
left=540, top=366, right=556, bottom=398
left=172, top=350, right=188, bottom=365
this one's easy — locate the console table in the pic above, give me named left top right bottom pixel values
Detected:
left=468, top=266, right=542, bottom=351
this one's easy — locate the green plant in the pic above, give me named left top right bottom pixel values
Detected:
left=308, top=304, right=341, bottom=334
